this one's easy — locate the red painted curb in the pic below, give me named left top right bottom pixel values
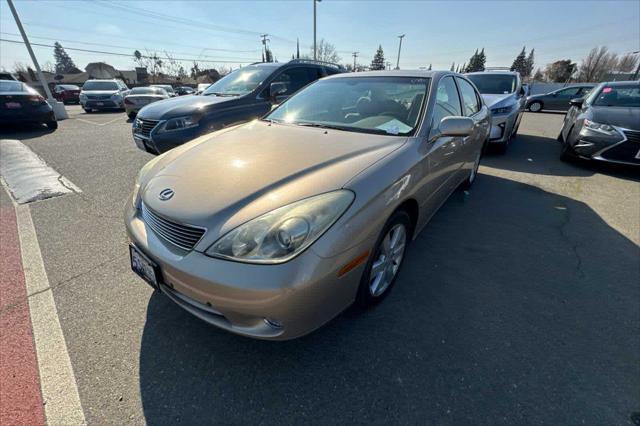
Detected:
left=0, top=206, right=46, bottom=426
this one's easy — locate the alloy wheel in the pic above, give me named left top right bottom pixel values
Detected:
left=369, top=223, right=407, bottom=297
left=529, top=102, right=542, bottom=112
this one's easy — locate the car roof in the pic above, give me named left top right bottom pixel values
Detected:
left=599, top=80, right=640, bottom=87
left=85, top=79, right=120, bottom=82
left=465, top=70, right=519, bottom=76
left=323, top=70, right=452, bottom=80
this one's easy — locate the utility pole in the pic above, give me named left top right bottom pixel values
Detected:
left=6, top=0, right=67, bottom=119
left=395, top=34, right=405, bottom=70
left=260, top=34, right=270, bottom=62
left=352, top=52, right=359, bottom=72
left=313, top=0, right=322, bottom=60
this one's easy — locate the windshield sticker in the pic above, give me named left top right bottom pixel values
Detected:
left=602, top=87, right=612, bottom=93
left=376, top=119, right=412, bottom=135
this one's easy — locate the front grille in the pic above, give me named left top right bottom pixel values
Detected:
left=623, top=130, right=640, bottom=144
left=141, top=202, right=206, bottom=250
left=134, top=118, right=160, bottom=137
left=600, top=138, right=640, bottom=164
left=87, top=94, right=111, bottom=100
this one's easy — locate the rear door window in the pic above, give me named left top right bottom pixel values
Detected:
left=271, top=67, right=318, bottom=95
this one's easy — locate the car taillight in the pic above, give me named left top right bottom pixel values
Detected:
left=124, top=98, right=134, bottom=105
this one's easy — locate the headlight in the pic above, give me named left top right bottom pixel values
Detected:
left=206, top=190, right=354, bottom=264
left=132, top=154, right=167, bottom=208
left=491, top=105, right=514, bottom=115
left=79, top=93, right=87, bottom=100
left=111, top=93, right=122, bottom=100
left=581, top=119, right=619, bottom=136
left=158, top=116, right=200, bottom=133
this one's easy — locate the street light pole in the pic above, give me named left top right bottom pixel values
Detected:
left=395, top=34, right=405, bottom=70
left=352, top=52, right=359, bottom=71
left=313, top=0, right=322, bottom=60
left=6, top=0, right=67, bottom=119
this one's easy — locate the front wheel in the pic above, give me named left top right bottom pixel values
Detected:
left=528, top=101, right=543, bottom=112
left=127, top=112, right=136, bottom=119
left=46, top=120, right=58, bottom=130
left=357, top=210, right=411, bottom=307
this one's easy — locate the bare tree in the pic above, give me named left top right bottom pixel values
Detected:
left=42, top=61, right=56, bottom=73
left=307, top=39, right=341, bottom=63
left=616, top=53, right=639, bottom=72
left=577, top=46, right=619, bottom=82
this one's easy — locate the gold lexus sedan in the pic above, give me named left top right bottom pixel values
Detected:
left=125, top=70, right=490, bottom=340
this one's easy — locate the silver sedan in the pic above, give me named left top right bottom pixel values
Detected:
left=124, top=87, right=169, bottom=119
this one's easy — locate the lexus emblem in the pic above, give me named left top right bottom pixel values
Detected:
left=158, top=188, right=174, bottom=201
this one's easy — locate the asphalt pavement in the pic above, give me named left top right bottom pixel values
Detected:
left=1, top=106, right=638, bottom=425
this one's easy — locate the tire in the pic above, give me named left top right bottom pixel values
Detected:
left=528, top=101, right=543, bottom=112
left=46, top=120, right=58, bottom=130
left=83, top=108, right=92, bottom=113
left=461, top=148, right=482, bottom=189
left=356, top=210, right=411, bottom=307
left=127, top=112, right=136, bottom=119
left=560, top=140, right=576, bottom=162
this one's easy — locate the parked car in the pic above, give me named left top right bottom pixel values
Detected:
left=124, top=87, right=170, bottom=119
left=0, top=72, right=18, bottom=81
left=150, top=84, right=176, bottom=97
left=175, top=86, right=195, bottom=96
left=80, top=79, right=129, bottom=112
left=0, top=80, right=57, bottom=129
left=558, top=81, right=639, bottom=166
left=465, top=70, right=526, bottom=153
left=196, top=83, right=211, bottom=94
left=132, top=59, right=344, bottom=154
left=526, top=84, right=595, bottom=112
left=125, top=70, right=490, bottom=340
left=52, top=84, right=81, bottom=104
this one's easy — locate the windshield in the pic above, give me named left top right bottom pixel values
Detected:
left=203, top=66, right=274, bottom=96
left=467, top=74, right=517, bottom=94
left=152, top=85, right=174, bottom=93
left=130, top=87, right=166, bottom=95
left=59, top=85, right=79, bottom=90
left=82, top=81, right=119, bottom=91
left=592, top=85, right=640, bottom=107
left=266, top=76, right=430, bottom=136
left=0, top=80, right=25, bottom=92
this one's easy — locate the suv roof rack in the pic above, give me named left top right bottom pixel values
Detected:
left=288, top=58, right=345, bottom=70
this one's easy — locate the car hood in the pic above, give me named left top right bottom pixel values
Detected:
left=137, top=93, right=240, bottom=119
left=589, top=106, right=640, bottom=130
left=81, top=90, right=119, bottom=96
left=481, top=93, right=515, bottom=108
left=140, top=120, right=406, bottom=245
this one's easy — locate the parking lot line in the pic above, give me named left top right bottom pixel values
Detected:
left=13, top=198, right=86, bottom=425
left=75, top=117, right=123, bottom=127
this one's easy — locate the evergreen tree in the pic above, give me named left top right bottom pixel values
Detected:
left=466, top=49, right=479, bottom=72
left=53, top=42, right=81, bottom=74
left=265, top=48, right=274, bottom=63
left=461, top=62, right=466, bottom=73
left=370, top=45, right=385, bottom=70
left=525, top=48, right=535, bottom=77
left=532, top=68, right=544, bottom=81
left=427, top=64, right=432, bottom=70
left=450, top=62, right=455, bottom=72
left=477, top=48, right=486, bottom=71
left=510, top=46, right=528, bottom=76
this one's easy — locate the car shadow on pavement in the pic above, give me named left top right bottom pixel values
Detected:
left=0, top=124, right=56, bottom=140
left=138, top=174, right=639, bottom=425
left=484, top=134, right=639, bottom=181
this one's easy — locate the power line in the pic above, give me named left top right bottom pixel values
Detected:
left=0, top=38, right=259, bottom=64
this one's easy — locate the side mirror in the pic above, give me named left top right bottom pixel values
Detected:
left=569, top=97, right=584, bottom=107
left=269, top=82, right=287, bottom=103
left=438, top=116, right=474, bottom=137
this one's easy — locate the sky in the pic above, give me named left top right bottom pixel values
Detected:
left=1, top=0, right=639, bottom=74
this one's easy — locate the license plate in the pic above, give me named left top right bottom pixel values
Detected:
left=5, top=102, right=21, bottom=109
left=129, top=244, right=160, bottom=289
left=133, top=137, right=146, bottom=150
left=96, top=102, right=104, bottom=106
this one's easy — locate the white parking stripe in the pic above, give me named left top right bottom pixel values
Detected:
left=14, top=201, right=86, bottom=425
left=75, top=117, right=123, bottom=126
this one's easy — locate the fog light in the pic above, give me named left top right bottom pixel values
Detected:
left=264, top=318, right=283, bottom=328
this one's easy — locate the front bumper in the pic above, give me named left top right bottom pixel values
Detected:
left=569, top=127, right=640, bottom=166
left=82, top=99, right=123, bottom=110
left=124, top=200, right=371, bottom=340
left=132, top=121, right=202, bottom=154
left=488, top=110, right=519, bottom=143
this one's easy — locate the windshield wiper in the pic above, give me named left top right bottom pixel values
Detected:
left=294, top=122, right=392, bottom=135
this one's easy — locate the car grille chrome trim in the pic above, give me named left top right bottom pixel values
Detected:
left=140, top=202, right=206, bottom=250
left=134, top=118, right=161, bottom=137
left=592, top=127, right=640, bottom=166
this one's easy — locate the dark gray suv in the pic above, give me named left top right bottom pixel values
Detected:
left=133, top=59, right=344, bottom=154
